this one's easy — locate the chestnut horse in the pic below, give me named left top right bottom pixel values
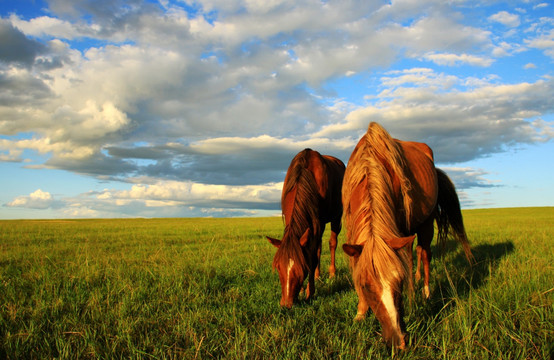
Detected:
left=342, top=122, right=472, bottom=348
left=267, top=148, right=345, bottom=308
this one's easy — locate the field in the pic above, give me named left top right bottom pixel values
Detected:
left=0, top=207, right=552, bottom=359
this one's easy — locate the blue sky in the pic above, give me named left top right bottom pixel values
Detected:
left=1, top=0, right=553, bottom=219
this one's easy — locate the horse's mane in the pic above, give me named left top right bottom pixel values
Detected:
left=273, top=149, right=323, bottom=274
left=342, top=122, right=413, bottom=290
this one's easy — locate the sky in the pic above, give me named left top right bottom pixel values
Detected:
left=0, top=0, right=553, bottom=219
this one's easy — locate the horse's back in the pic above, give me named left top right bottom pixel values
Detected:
left=397, top=140, right=438, bottom=229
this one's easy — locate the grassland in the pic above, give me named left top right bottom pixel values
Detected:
left=0, top=208, right=552, bottom=359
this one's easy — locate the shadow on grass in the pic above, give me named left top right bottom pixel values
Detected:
left=423, top=240, right=515, bottom=316
left=276, top=272, right=354, bottom=309
left=319, top=272, right=354, bottom=296
left=315, top=240, right=515, bottom=305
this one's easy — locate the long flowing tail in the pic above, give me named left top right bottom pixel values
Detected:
left=436, top=168, right=474, bottom=263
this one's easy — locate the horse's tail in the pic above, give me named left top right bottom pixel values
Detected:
left=435, top=168, right=474, bottom=264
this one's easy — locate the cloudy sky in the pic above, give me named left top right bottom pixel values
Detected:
left=1, top=0, right=553, bottom=219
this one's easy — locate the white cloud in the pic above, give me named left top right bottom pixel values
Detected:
left=189, top=134, right=354, bottom=155
left=4, top=180, right=283, bottom=218
left=533, top=3, right=549, bottom=10
left=0, top=148, right=23, bottom=162
left=9, top=15, right=80, bottom=39
left=122, top=181, right=282, bottom=204
left=63, top=205, right=100, bottom=218
left=74, top=101, right=130, bottom=139
left=1, top=0, right=497, bottom=172
left=379, top=68, right=458, bottom=89
left=6, top=189, right=56, bottom=209
left=526, top=29, right=554, bottom=58
left=489, top=11, right=521, bottom=28
left=440, top=167, right=500, bottom=189
left=0, top=137, right=95, bottom=160
left=423, top=52, right=494, bottom=67
left=524, top=63, right=537, bottom=69
left=83, top=180, right=284, bottom=216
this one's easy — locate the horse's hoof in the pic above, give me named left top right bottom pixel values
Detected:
left=423, top=285, right=430, bottom=299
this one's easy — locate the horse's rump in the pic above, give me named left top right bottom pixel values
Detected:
left=396, top=140, right=438, bottom=231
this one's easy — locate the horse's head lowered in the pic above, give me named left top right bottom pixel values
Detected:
left=267, top=228, right=310, bottom=308
left=343, top=235, right=415, bottom=349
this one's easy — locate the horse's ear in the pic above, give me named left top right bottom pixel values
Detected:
left=386, top=235, right=416, bottom=250
left=299, top=228, right=310, bottom=247
left=266, top=236, right=281, bottom=248
left=343, top=244, right=363, bottom=257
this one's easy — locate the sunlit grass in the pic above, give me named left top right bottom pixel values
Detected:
left=1, top=208, right=552, bottom=358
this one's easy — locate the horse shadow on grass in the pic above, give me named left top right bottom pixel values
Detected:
left=314, top=239, right=515, bottom=308
left=416, top=239, right=515, bottom=319
left=318, top=272, right=354, bottom=296
left=282, top=271, right=354, bottom=309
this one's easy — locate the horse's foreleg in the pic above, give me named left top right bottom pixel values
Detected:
left=354, top=285, right=369, bottom=321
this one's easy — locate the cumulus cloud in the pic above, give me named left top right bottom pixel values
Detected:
left=423, top=52, right=494, bottom=67
left=533, top=3, right=549, bottom=10
left=489, top=11, right=521, bottom=28
left=526, top=29, right=554, bottom=58
left=9, top=15, right=80, bottom=40
left=112, top=180, right=282, bottom=209
left=6, top=189, right=59, bottom=209
left=75, top=180, right=282, bottom=217
left=316, top=70, right=554, bottom=163
left=0, top=1, right=498, bottom=167
left=524, top=63, right=536, bottom=69
left=439, top=167, right=499, bottom=189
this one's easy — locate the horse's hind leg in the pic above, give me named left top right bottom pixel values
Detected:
left=415, top=246, right=423, bottom=282
left=315, top=245, right=321, bottom=280
left=416, top=216, right=434, bottom=299
left=306, top=267, right=316, bottom=300
left=328, top=220, right=341, bottom=278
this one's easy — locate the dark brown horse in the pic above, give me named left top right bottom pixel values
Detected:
left=267, top=148, right=345, bottom=308
left=342, top=122, right=472, bottom=348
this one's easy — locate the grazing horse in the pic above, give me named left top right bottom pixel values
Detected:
left=267, top=148, right=345, bottom=308
left=342, top=122, right=472, bottom=348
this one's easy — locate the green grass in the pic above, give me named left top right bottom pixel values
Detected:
left=1, top=208, right=552, bottom=359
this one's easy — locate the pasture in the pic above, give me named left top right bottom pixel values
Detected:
left=0, top=207, right=552, bottom=359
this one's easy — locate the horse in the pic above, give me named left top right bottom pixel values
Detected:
left=341, top=122, right=472, bottom=348
left=266, top=148, right=345, bottom=308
